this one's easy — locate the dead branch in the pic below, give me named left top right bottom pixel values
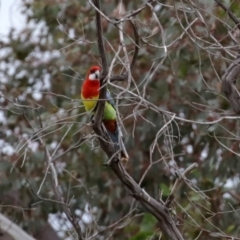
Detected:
left=215, top=0, right=240, bottom=30
left=222, top=57, right=240, bottom=113
left=110, top=19, right=139, bottom=82
left=216, top=0, right=240, bottom=114
left=87, top=209, right=142, bottom=240
left=165, top=163, right=198, bottom=208
left=23, top=113, right=84, bottom=240
left=52, top=135, right=89, bottom=162
left=91, top=1, right=184, bottom=239
left=114, top=0, right=155, bottom=24
left=89, top=0, right=140, bottom=82
left=129, top=20, right=139, bottom=72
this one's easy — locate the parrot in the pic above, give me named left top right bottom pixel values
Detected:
left=81, top=65, right=129, bottom=161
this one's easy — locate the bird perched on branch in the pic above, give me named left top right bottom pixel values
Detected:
left=81, top=65, right=129, bottom=161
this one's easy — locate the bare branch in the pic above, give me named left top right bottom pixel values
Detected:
left=23, top=112, right=84, bottom=239
left=52, top=135, right=89, bottom=162
left=110, top=19, right=139, bottom=82
left=87, top=209, right=142, bottom=240
left=110, top=161, right=184, bottom=239
left=165, top=163, right=198, bottom=208
left=222, top=57, right=240, bottom=113
left=215, top=0, right=240, bottom=30
left=129, top=20, right=139, bottom=72
left=114, top=0, right=155, bottom=24
left=92, top=1, right=184, bottom=239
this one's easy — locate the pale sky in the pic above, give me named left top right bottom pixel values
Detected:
left=0, top=0, right=26, bottom=148
left=0, top=0, right=25, bottom=37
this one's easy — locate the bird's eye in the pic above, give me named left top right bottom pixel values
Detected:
left=90, top=69, right=95, bottom=74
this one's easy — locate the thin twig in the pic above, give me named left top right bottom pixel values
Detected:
left=129, top=20, right=139, bottom=72
left=165, top=163, right=198, bottom=208
left=110, top=19, right=139, bottom=82
left=87, top=210, right=142, bottom=240
left=23, top=111, right=84, bottom=239
left=215, top=0, right=240, bottom=30
left=222, top=57, right=240, bottom=113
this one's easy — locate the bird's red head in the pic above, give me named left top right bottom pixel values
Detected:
left=81, top=65, right=101, bottom=98
left=87, top=65, right=101, bottom=81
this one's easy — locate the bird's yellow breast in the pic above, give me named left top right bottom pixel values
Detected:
left=81, top=94, right=99, bottom=112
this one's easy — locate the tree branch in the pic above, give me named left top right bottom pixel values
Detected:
left=93, top=0, right=108, bottom=130
left=129, top=20, right=139, bottom=72
left=23, top=112, right=84, bottom=239
left=114, top=0, right=154, bottom=24
left=215, top=1, right=240, bottom=113
left=165, top=163, right=198, bottom=208
left=110, top=19, right=139, bottom=82
left=91, top=1, right=140, bottom=83
left=222, top=57, right=240, bottom=113
left=215, top=0, right=240, bottom=30
left=110, top=160, right=184, bottom=239
left=92, top=1, right=184, bottom=239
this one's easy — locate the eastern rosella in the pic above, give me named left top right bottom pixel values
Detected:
left=81, top=65, right=129, bottom=161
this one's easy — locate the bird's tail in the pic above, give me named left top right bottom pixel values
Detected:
left=117, top=126, right=129, bottom=161
left=102, top=123, right=129, bottom=161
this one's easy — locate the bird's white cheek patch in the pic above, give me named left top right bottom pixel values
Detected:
left=89, top=73, right=97, bottom=80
